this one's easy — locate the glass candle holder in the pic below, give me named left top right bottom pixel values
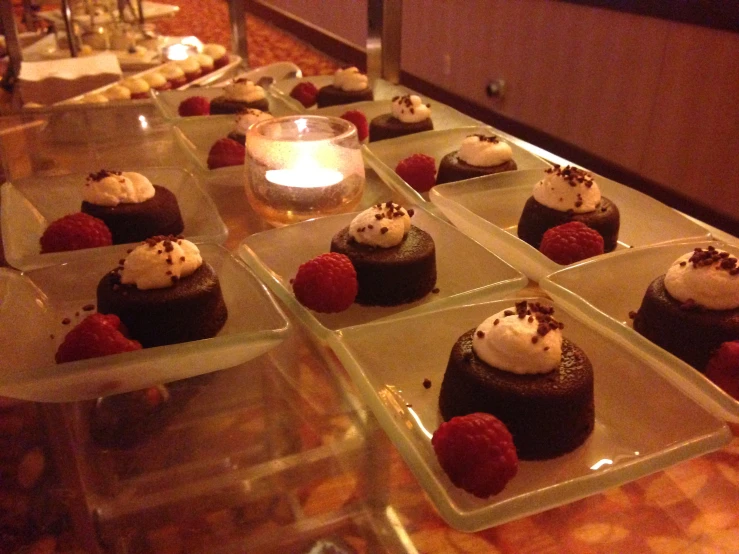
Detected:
left=244, top=115, right=365, bottom=226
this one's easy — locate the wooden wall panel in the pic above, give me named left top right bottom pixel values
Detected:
left=639, top=25, right=739, bottom=220
left=401, top=0, right=667, bottom=170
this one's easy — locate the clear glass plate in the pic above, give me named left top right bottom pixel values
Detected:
left=238, top=207, right=527, bottom=340
left=363, top=126, right=552, bottom=205
left=1, top=167, right=228, bottom=271
left=0, top=244, right=290, bottom=403
left=329, top=297, right=731, bottom=531
left=541, top=238, right=739, bottom=423
left=154, top=60, right=291, bottom=120
left=429, top=169, right=711, bottom=282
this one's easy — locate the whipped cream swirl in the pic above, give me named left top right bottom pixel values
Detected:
left=390, top=95, right=431, bottom=124
left=334, top=67, right=368, bottom=91
left=472, top=301, right=563, bottom=374
left=234, top=108, right=273, bottom=133
left=532, top=165, right=601, bottom=214
left=349, top=202, right=413, bottom=248
left=120, top=236, right=202, bottom=290
left=83, top=170, right=155, bottom=206
left=458, top=134, right=513, bottom=167
left=664, top=246, right=739, bottom=310
left=223, top=79, right=265, bottom=103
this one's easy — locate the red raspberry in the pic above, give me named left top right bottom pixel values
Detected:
left=56, top=313, right=142, bottom=363
left=705, top=341, right=739, bottom=400
left=207, top=137, right=245, bottom=169
left=395, top=153, right=437, bottom=193
left=291, top=253, right=358, bottom=313
left=432, top=412, right=518, bottom=498
left=178, top=95, right=211, bottom=116
left=40, top=212, right=112, bottom=253
left=290, top=81, right=319, bottom=108
left=539, top=221, right=605, bottom=265
left=340, top=110, right=369, bottom=142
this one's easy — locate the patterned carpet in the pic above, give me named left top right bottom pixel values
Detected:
left=152, top=0, right=340, bottom=76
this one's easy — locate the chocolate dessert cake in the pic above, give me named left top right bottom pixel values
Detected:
left=517, top=165, right=620, bottom=251
left=369, top=95, right=433, bottom=142
left=439, top=301, right=595, bottom=460
left=316, top=85, right=373, bottom=107
left=632, top=246, right=739, bottom=371
left=97, top=236, right=228, bottom=348
left=210, top=78, right=269, bottom=115
left=316, top=67, right=373, bottom=108
left=81, top=170, right=184, bottom=245
left=436, top=135, right=518, bottom=184
left=329, top=202, right=437, bottom=306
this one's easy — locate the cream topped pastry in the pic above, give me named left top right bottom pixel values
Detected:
left=472, top=302, right=563, bottom=374
left=532, top=165, right=601, bottom=214
left=120, top=236, right=202, bottom=290
left=104, top=85, right=132, bottom=101
left=664, top=247, right=739, bottom=310
left=203, top=43, right=228, bottom=67
left=632, top=245, right=739, bottom=371
left=161, top=63, right=186, bottom=84
left=223, top=79, right=265, bottom=103
left=142, top=72, right=169, bottom=90
left=517, top=164, right=620, bottom=251
left=82, top=93, right=109, bottom=103
left=83, top=170, right=155, bottom=207
left=391, top=94, right=431, bottom=124
left=458, top=134, right=513, bottom=167
left=333, top=67, right=368, bottom=92
left=120, top=77, right=150, bottom=98
left=194, top=53, right=214, bottom=72
left=178, top=56, right=201, bottom=75
left=348, top=202, right=412, bottom=248
left=439, top=299, right=595, bottom=460
left=330, top=201, right=435, bottom=305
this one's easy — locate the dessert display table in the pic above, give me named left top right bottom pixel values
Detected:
left=0, top=69, right=737, bottom=554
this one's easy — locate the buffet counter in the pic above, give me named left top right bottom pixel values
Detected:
left=0, top=69, right=738, bottom=554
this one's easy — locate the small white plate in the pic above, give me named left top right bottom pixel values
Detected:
left=330, top=297, right=731, bottom=531
left=541, top=238, right=739, bottom=423
left=363, top=126, right=552, bottom=204
left=430, top=169, right=711, bottom=282
left=238, top=207, right=527, bottom=340
left=1, top=167, right=228, bottom=271
left=0, top=244, right=290, bottom=403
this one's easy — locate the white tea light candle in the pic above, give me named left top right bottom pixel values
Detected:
left=245, top=115, right=365, bottom=226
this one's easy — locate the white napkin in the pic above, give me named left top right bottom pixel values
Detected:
left=18, top=52, right=123, bottom=105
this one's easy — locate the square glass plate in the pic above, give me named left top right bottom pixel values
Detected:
left=330, top=297, right=731, bottom=531
left=0, top=244, right=290, bottom=403
left=363, top=126, right=552, bottom=205
left=238, top=208, right=527, bottom=340
left=269, top=75, right=408, bottom=112
left=1, top=167, right=228, bottom=271
left=153, top=74, right=279, bottom=121
left=429, top=169, right=711, bottom=282
left=541, top=238, right=739, bottom=423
